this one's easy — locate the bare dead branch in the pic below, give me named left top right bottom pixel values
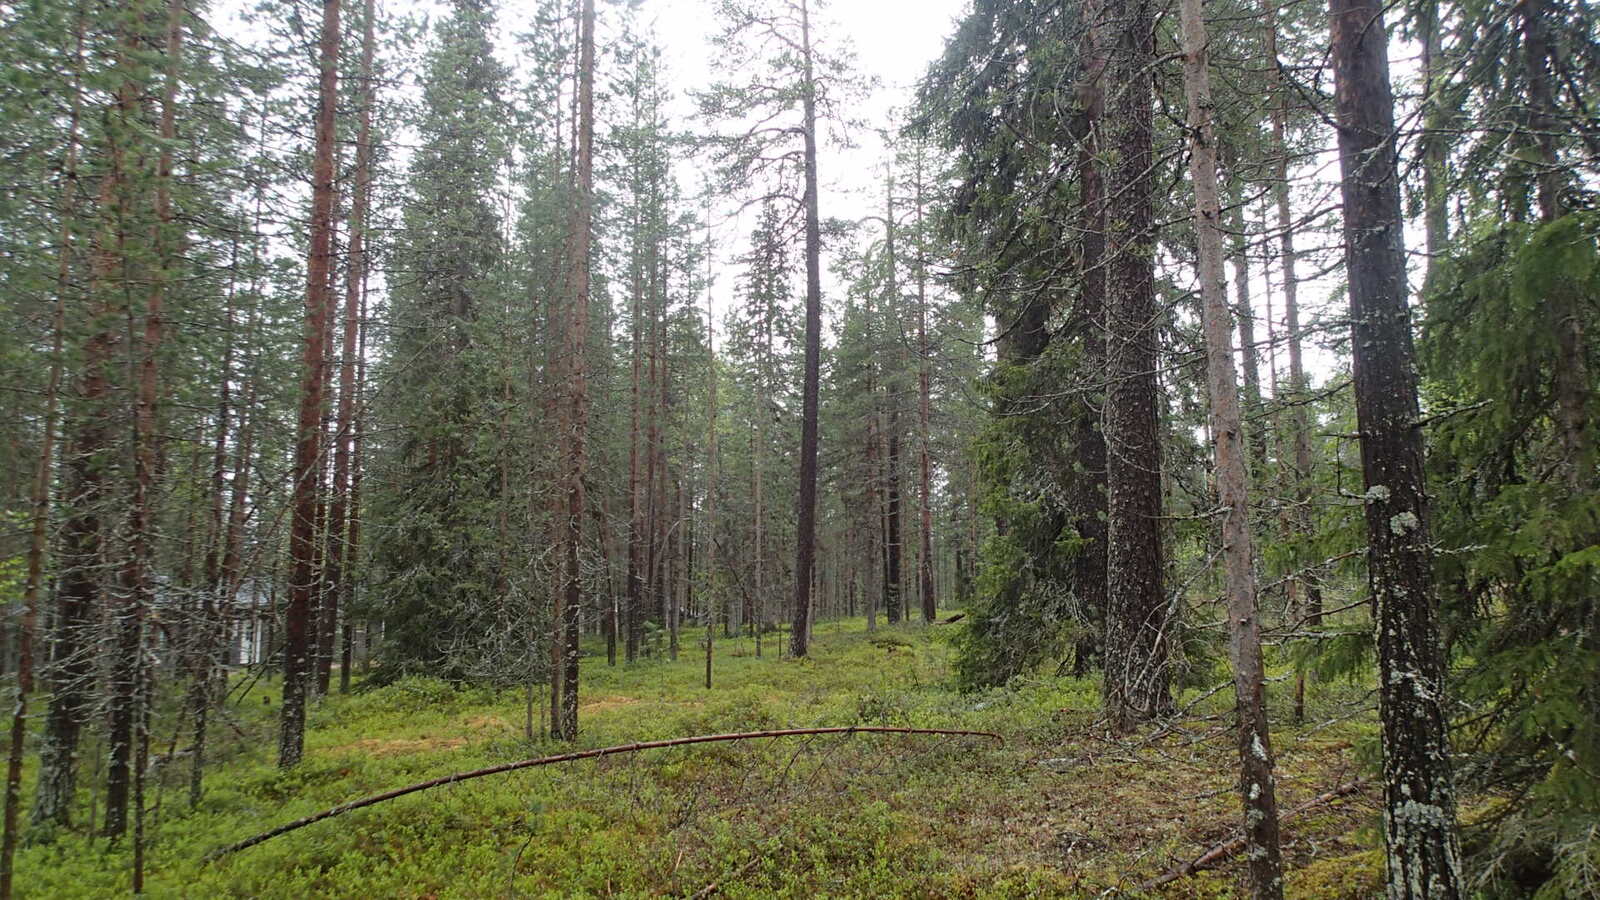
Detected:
left=205, top=726, right=1002, bottom=860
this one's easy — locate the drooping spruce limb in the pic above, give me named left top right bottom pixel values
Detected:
left=1138, top=780, right=1368, bottom=892
left=205, top=726, right=1002, bottom=860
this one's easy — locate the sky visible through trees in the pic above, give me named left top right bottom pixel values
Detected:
left=2, top=0, right=1599, bottom=897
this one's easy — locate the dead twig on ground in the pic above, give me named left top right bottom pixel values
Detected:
left=1136, top=779, right=1369, bottom=891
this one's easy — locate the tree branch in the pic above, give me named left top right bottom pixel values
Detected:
left=205, top=726, right=1002, bottom=860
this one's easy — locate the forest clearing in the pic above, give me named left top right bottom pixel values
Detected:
left=14, top=622, right=1389, bottom=898
left=3, top=0, right=1598, bottom=896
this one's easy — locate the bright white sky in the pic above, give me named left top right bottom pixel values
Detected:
left=618, top=0, right=973, bottom=331
left=218, top=0, right=1359, bottom=388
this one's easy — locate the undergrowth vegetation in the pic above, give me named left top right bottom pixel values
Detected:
left=16, top=620, right=1386, bottom=898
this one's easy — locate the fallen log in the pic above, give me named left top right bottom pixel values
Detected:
left=1137, top=779, right=1368, bottom=892
left=206, top=725, right=1002, bottom=860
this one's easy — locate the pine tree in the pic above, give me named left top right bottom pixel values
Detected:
left=281, top=0, right=342, bottom=770
left=550, top=0, right=595, bottom=740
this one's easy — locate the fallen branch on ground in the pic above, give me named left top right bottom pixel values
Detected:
left=1137, top=779, right=1368, bottom=891
left=206, top=725, right=1002, bottom=861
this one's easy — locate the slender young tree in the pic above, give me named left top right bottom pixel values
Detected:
left=1178, top=0, right=1285, bottom=892
left=703, top=271, right=720, bottom=689
left=1329, top=0, right=1465, bottom=893
left=1263, top=1, right=1322, bottom=725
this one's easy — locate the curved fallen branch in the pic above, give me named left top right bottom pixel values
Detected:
left=1137, top=779, right=1368, bottom=891
left=206, top=725, right=1001, bottom=860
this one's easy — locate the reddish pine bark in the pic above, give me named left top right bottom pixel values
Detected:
left=281, top=0, right=342, bottom=769
left=551, top=0, right=594, bottom=741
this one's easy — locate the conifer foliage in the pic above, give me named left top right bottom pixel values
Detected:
left=0, top=0, right=1598, bottom=895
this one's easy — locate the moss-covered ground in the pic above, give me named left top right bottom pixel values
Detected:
left=14, top=618, right=1385, bottom=897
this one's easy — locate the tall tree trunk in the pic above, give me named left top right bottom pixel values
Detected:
left=1328, top=0, right=1465, bottom=893
left=881, top=178, right=903, bottom=625
left=913, top=152, right=936, bottom=623
left=754, top=271, right=772, bottom=652
left=312, top=192, right=343, bottom=697
left=551, top=0, right=594, bottom=741
left=109, top=0, right=183, bottom=838
left=642, top=245, right=662, bottom=655
left=1521, top=0, right=1592, bottom=489
left=1179, top=1, right=1286, bottom=893
left=328, top=0, right=376, bottom=698
left=281, top=0, right=342, bottom=769
left=1264, top=2, right=1322, bottom=725
left=349, top=263, right=369, bottom=677
left=790, top=0, right=822, bottom=657
left=626, top=176, right=646, bottom=665
left=190, top=233, right=236, bottom=809
left=866, top=401, right=883, bottom=632
left=1071, top=3, right=1109, bottom=675
left=3, top=7, right=84, bottom=881
left=704, top=307, right=719, bottom=688
left=884, top=412, right=903, bottom=623
left=1101, top=0, right=1169, bottom=730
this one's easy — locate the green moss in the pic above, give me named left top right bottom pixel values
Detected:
left=12, top=617, right=1390, bottom=898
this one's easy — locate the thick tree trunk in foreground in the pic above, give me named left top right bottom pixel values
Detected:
left=791, top=0, right=822, bottom=658
left=281, top=0, right=342, bottom=769
left=1101, top=0, right=1169, bottom=730
left=1328, top=0, right=1465, bottom=894
left=1179, top=0, right=1285, bottom=893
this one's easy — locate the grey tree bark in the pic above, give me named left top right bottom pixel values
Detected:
left=1328, top=0, right=1465, bottom=893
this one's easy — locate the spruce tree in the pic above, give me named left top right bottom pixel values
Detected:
left=367, top=0, right=511, bottom=684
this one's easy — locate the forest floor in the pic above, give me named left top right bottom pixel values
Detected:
left=16, top=617, right=1390, bottom=898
